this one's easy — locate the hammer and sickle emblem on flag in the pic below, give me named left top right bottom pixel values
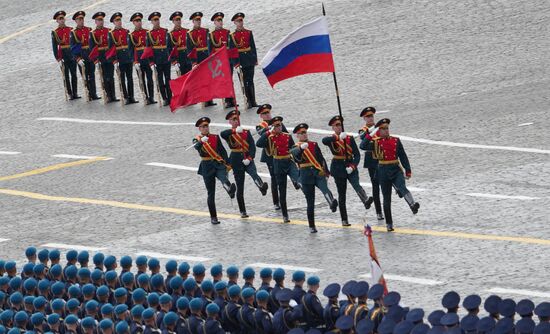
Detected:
left=208, top=57, right=224, bottom=78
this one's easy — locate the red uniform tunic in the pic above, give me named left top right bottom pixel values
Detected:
left=209, top=28, right=230, bottom=51
left=188, top=28, right=208, bottom=51
left=169, top=28, right=188, bottom=51
left=72, top=26, right=91, bottom=49
left=91, top=27, right=110, bottom=51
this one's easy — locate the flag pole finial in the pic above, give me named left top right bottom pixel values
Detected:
left=322, top=3, right=326, bottom=16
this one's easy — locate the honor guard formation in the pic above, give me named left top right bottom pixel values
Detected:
left=192, top=105, right=419, bottom=233
left=51, top=10, right=258, bottom=108
left=0, top=248, right=549, bottom=334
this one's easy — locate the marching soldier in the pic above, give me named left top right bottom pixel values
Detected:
left=70, top=11, right=100, bottom=101
left=358, top=107, right=384, bottom=220
left=361, top=118, right=420, bottom=231
left=129, top=13, right=157, bottom=105
left=220, top=110, right=269, bottom=218
left=108, top=12, right=139, bottom=105
left=52, top=10, right=79, bottom=100
left=187, top=12, right=216, bottom=107
left=192, top=117, right=237, bottom=225
left=301, top=276, right=324, bottom=330
left=146, top=12, right=171, bottom=106
left=322, top=116, right=373, bottom=226
left=90, top=12, right=119, bottom=103
left=254, top=290, right=274, bottom=334
left=167, top=12, right=192, bottom=77
left=229, top=13, right=258, bottom=109
left=290, top=123, right=338, bottom=234
left=209, top=12, right=236, bottom=108
left=256, top=116, right=300, bottom=224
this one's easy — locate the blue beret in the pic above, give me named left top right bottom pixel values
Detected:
left=38, top=279, right=50, bottom=292
left=228, top=285, right=241, bottom=298
left=178, top=262, right=190, bottom=274
left=307, top=275, right=320, bottom=286
left=256, top=290, right=270, bottom=302
left=210, top=264, right=222, bottom=276
left=147, top=293, right=160, bottom=305
left=394, top=320, right=414, bottom=334
left=189, top=298, right=203, bottom=311
left=206, top=303, right=220, bottom=314
left=37, top=248, right=49, bottom=261
left=406, top=308, right=425, bottom=323
left=378, top=319, right=396, bottom=334
left=442, top=291, right=460, bottom=309
left=115, top=304, right=128, bottom=315
left=215, top=281, right=227, bottom=291
left=66, top=250, right=78, bottom=261
left=81, top=317, right=96, bottom=328
left=104, top=255, right=117, bottom=269
left=163, top=312, right=178, bottom=326
left=462, top=294, right=482, bottom=311
left=276, top=288, right=293, bottom=302
left=159, top=293, right=172, bottom=305
left=460, top=314, right=479, bottom=332
left=516, top=299, right=535, bottom=316
left=201, top=280, right=214, bottom=292
left=148, top=258, right=160, bottom=269
left=335, top=315, right=354, bottom=331
left=516, top=318, right=535, bottom=334
left=440, top=313, right=459, bottom=327
left=101, top=303, right=114, bottom=315
left=494, top=317, right=514, bottom=333
left=93, top=252, right=105, bottom=265
left=85, top=300, right=99, bottom=311
left=151, top=273, right=165, bottom=287
left=356, top=319, right=375, bottom=334
left=120, top=256, right=132, bottom=268
left=534, top=302, right=550, bottom=317
left=82, top=283, right=96, bottom=296
left=0, top=310, right=14, bottom=323
left=260, top=268, right=272, bottom=278
left=137, top=273, right=150, bottom=285
left=498, top=299, right=516, bottom=318
left=427, top=310, right=445, bottom=327
left=484, top=295, right=502, bottom=315
left=68, top=285, right=81, bottom=298
left=142, top=308, right=155, bottom=320
left=33, top=296, right=47, bottom=309
left=23, top=263, right=34, bottom=274
left=411, top=323, right=430, bottom=334
left=121, top=272, right=134, bottom=285
left=50, top=298, right=65, bottom=311
left=0, top=277, right=8, bottom=286
left=77, top=251, right=89, bottom=263
left=78, top=267, right=91, bottom=278
left=292, top=270, right=305, bottom=282
left=49, top=249, right=60, bottom=260
left=384, top=291, right=401, bottom=307
left=242, top=287, right=255, bottom=299
left=30, top=312, right=44, bottom=326
left=26, top=246, right=37, bottom=257
left=273, top=268, right=285, bottom=281
left=33, top=263, right=45, bottom=275
left=10, top=291, right=23, bottom=304
left=131, top=305, right=145, bottom=318
left=177, top=297, right=190, bottom=310
left=323, top=283, right=341, bottom=298
left=99, top=319, right=113, bottom=330
left=170, top=276, right=183, bottom=290
left=132, top=288, right=146, bottom=302
left=115, top=321, right=129, bottom=334
left=105, top=270, right=118, bottom=282
left=51, top=281, right=65, bottom=296
left=47, top=313, right=60, bottom=325
left=91, top=269, right=103, bottom=282
left=24, top=295, right=35, bottom=305
left=135, top=255, right=147, bottom=266
left=49, top=264, right=62, bottom=277
left=13, top=311, right=29, bottom=323
left=241, top=267, right=254, bottom=279
left=24, top=277, right=38, bottom=291
left=367, top=284, right=384, bottom=300
left=97, top=285, right=110, bottom=297
left=192, top=263, right=205, bottom=275
left=65, top=314, right=79, bottom=325
left=183, top=278, right=197, bottom=292
left=353, top=281, right=370, bottom=298
left=534, top=323, right=550, bottom=334
left=65, top=265, right=78, bottom=278
left=4, top=261, right=16, bottom=271
left=165, top=260, right=178, bottom=273
left=226, top=265, right=239, bottom=276
left=67, top=298, right=80, bottom=310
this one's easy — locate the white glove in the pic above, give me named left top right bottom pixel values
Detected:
left=201, top=136, right=209, bottom=143
left=346, top=167, right=354, bottom=174
left=289, top=299, right=298, bottom=308
left=78, top=59, right=84, bottom=67
left=236, top=126, right=243, bottom=133
left=242, top=159, right=251, bottom=166
left=150, top=63, right=156, bottom=69
left=134, top=63, right=141, bottom=71
left=339, top=132, right=347, bottom=140
left=300, top=143, right=308, bottom=150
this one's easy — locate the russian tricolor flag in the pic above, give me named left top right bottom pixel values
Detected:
left=261, top=17, right=335, bottom=87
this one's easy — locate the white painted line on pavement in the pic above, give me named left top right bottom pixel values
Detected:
left=360, top=273, right=444, bottom=286
left=518, top=122, right=533, bottom=127
left=136, top=251, right=211, bottom=262
left=41, top=243, right=107, bottom=252
left=465, top=193, right=540, bottom=200
left=376, top=110, right=391, bottom=114
left=487, top=287, right=550, bottom=298
left=0, top=151, right=21, bottom=155
left=52, top=154, right=112, bottom=160
left=0, top=238, right=10, bottom=243
left=248, top=262, right=322, bottom=273
left=38, top=117, right=550, bottom=154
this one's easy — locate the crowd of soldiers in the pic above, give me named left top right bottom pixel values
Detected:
left=51, top=10, right=258, bottom=108
left=1, top=248, right=549, bottom=334
left=191, top=105, right=420, bottom=233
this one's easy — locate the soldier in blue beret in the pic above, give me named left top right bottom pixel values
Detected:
left=81, top=316, right=97, bottom=333
left=272, top=288, right=302, bottom=334
left=93, top=252, right=105, bottom=271
left=239, top=288, right=256, bottom=333
left=78, top=251, right=90, bottom=267
left=183, top=278, right=197, bottom=299
left=151, top=273, right=166, bottom=294
left=254, top=290, right=273, bottom=334
left=352, top=281, right=370, bottom=326
left=116, top=320, right=130, bottom=334
left=270, top=269, right=285, bottom=311
left=157, top=294, right=172, bottom=328
left=187, top=298, right=204, bottom=334
left=178, top=262, right=190, bottom=281
left=339, top=280, right=357, bottom=317
left=301, top=276, right=323, bottom=330
left=200, top=303, right=224, bottom=334
left=322, top=283, right=340, bottom=331
left=192, top=264, right=206, bottom=284
left=210, top=264, right=223, bottom=284
left=141, top=307, right=158, bottom=334
left=99, top=318, right=114, bottom=334
left=104, top=256, right=118, bottom=271
left=147, top=258, right=160, bottom=275
left=222, top=285, right=242, bottom=332
left=169, top=276, right=183, bottom=308
left=226, top=266, right=239, bottom=287
left=164, top=260, right=178, bottom=295
left=64, top=314, right=79, bottom=334
left=200, top=281, right=215, bottom=313
left=5, top=261, right=17, bottom=278
left=291, top=123, right=338, bottom=233
left=366, top=284, right=385, bottom=333
left=213, top=282, right=227, bottom=313
left=290, top=271, right=306, bottom=305
left=37, top=249, right=50, bottom=268
left=241, top=267, right=255, bottom=291
left=47, top=313, right=61, bottom=333
left=322, top=115, right=374, bottom=226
